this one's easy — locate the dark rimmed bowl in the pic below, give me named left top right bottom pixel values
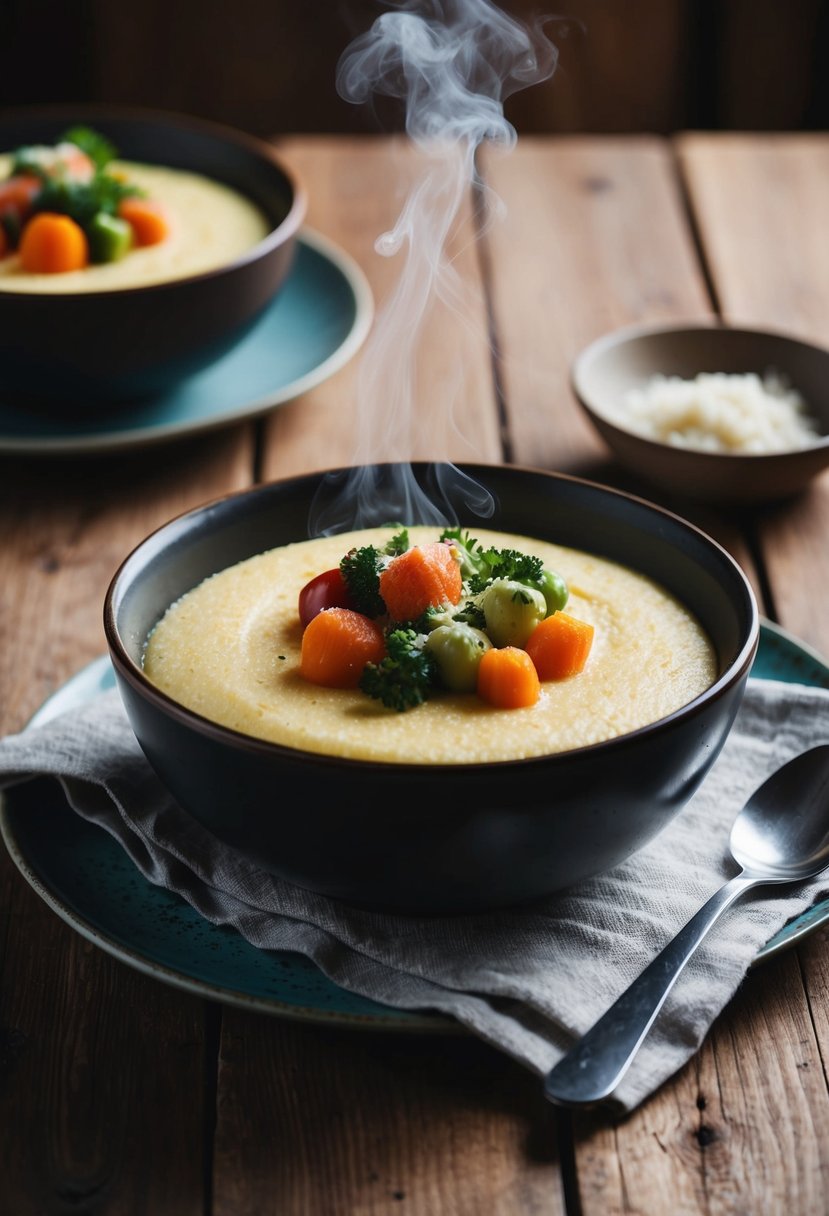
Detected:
left=104, top=463, right=759, bottom=914
left=0, top=104, right=307, bottom=406
left=572, top=321, right=829, bottom=503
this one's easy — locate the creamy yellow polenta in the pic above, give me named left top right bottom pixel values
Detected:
left=0, top=157, right=270, bottom=292
left=142, top=526, right=717, bottom=764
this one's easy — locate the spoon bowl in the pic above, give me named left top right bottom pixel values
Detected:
left=730, top=744, right=829, bottom=879
left=544, top=744, right=829, bottom=1108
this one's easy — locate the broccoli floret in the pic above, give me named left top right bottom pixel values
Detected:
left=383, top=528, right=410, bottom=556
left=339, top=546, right=386, bottom=617
left=451, top=599, right=487, bottom=630
left=441, top=529, right=547, bottom=592
left=467, top=548, right=545, bottom=594
left=440, top=528, right=487, bottom=580
left=359, top=628, right=437, bottom=711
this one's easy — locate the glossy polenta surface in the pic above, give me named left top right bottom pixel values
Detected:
left=142, top=526, right=717, bottom=764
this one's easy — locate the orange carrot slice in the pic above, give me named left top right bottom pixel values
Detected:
left=18, top=212, right=89, bottom=273
left=117, top=197, right=170, bottom=247
left=300, top=607, right=386, bottom=689
left=477, top=646, right=540, bottom=709
left=524, top=612, right=594, bottom=680
left=378, top=543, right=462, bottom=622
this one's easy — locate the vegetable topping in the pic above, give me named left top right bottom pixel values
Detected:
left=296, top=527, right=596, bottom=711
left=0, top=125, right=170, bottom=271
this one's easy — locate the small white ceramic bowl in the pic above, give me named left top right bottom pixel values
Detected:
left=571, top=322, right=829, bottom=503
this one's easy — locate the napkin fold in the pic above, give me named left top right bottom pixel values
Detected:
left=1, top=676, right=828, bottom=1113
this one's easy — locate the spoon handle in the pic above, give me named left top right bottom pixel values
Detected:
left=544, top=872, right=758, bottom=1108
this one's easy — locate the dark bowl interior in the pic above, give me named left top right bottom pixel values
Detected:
left=0, top=105, right=306, bottom=407
left=572, top=323, right=829, bottom=503
left=105, top=463, right=759, bottom=914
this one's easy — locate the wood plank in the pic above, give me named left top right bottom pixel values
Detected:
left=480, top=135, right=711, bottom=472
left=0, top=867, right=209, bottom=1215
left=260, top=136, right=502, bottom=481
left=677, top=133, right=829, bottom=656
left=0, top=428, right=253, bottom=1211
left=566, top=135, right=829, bottom=1216
left=575, top=950, right=829, bottom=1215
left=213, top=1015, right=565, bottom=1216
left=480, top=133, right=764, bottom=609
left=0, top=433, right=252, bottom=725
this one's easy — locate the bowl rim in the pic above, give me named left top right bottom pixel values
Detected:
left=0, top=102, right=308, bottom=300
left=571, top=318, right=829, bottom=461
left=103, top=462, right=760, bottom=772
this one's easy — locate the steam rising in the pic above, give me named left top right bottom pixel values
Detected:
left=309, top=0, right=558, bottom=536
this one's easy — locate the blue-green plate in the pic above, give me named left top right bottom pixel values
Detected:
left=2, top=618, right=827, bottom=1031
left=0, top=228, right=373, bottom=457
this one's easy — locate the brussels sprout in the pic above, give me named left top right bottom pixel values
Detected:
left=424, top=622, right=492, bottom=692
left=481, top=579, right=547, bottom=648
left=538, top=567, right=568, bottom=617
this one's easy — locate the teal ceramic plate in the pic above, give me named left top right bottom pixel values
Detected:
left=0, top=227, right=373, bottom=457
left=2, top=619, right=827, bottom=1032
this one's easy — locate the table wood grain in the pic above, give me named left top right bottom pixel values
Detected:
left=1, top=133, right=827, bottom=1215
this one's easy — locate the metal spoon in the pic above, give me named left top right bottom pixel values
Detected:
left=544, top=744, right=829, bottom=1109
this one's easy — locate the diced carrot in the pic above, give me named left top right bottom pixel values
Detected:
left=300, top=607, right=386, bottom=689
left=117, top=197, right=170, bottom=247
left=524, top=611, right=594, bottom=680
left=378, top=543, right=462, bottom=622
left=0, top=174, right=41, bottom=224
left=18, top=212, right=89, bottom=273
left=476, top=646, right=540, bottom=709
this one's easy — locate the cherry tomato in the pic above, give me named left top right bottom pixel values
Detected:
left=298, top=568, right=355, bottom=628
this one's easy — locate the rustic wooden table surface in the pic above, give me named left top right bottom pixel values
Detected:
left=2, top=132, right=828, bottom=1215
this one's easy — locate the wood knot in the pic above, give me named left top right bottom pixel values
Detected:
left=695, top=1124, right=717, bottom=1148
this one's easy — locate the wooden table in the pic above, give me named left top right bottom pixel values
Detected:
left=2, top=133, right=828, bottom=1214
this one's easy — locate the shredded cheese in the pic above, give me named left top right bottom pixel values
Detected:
left=613, top=371, right=821, bottom=454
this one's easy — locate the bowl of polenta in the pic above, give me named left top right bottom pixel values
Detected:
left=0, top=105, right=306, bottom=406
left=104, top=462, right=759, bottom=914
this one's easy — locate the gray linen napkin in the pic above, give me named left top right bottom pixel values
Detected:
left=1, top=676, right=828, bottom=1113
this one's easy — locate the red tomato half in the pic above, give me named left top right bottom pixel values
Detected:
left=298, top=568, right=355, bottom=628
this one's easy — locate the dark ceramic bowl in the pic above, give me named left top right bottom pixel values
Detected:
left=572, top=322, right=829, bottom=503
left=0, top=105, right=306, bottom=406
left=104, top=463, right=759, bottom=914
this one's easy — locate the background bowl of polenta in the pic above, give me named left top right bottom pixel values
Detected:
left=0, top=104, right=306, bottom=407
left=104, top=462, right=759, bottom=914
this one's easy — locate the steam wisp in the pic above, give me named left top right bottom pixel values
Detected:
left=309, top=0, right=558, bottom=536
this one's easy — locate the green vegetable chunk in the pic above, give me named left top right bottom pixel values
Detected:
left=481, top=579, right=547, bottom=648
left=339, top=546, right=386, bottom=617
left=539, top=567, right=569, bottom=616
left=359, top=628, right=437, bottom=711
left=88, top=211, right=133, bottom=263
left=424, top=622, right=492, bottom=692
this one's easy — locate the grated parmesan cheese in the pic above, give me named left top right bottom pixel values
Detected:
left=613, top=371, right=822, bottom=454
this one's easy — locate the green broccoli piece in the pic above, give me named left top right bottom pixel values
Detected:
left=339, top=546, right=386, bottom=617
left=441, top=529, right=546, bottom=591
left=383, top=528, right=410, bottom=556
left=359, top=628, right=437, bottom=711
left=34, top=172, right=141, bottom=228
left=451, top=599, right=487, bottom=630
left=467, top=548, right=545, bottom=594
